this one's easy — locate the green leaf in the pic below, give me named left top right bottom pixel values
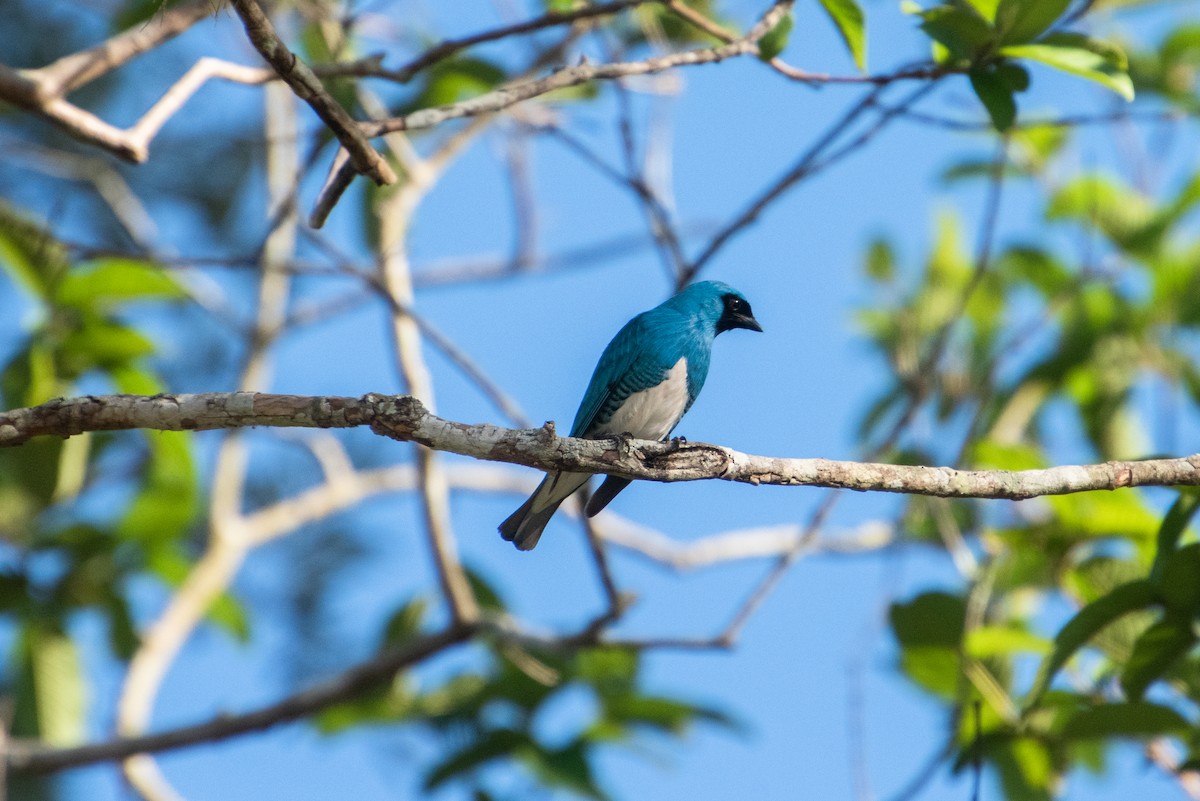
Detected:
left=817, top=0, right=866, bottom=70
left=991, top=736, right=1054, bottom=801
left=891, top=592, right=966, bottom=648
left=994, top=0, right=1069, bottom=45
left=424, top=729, right=531, bottom=790
left=627, top=1, right=729, bottom=47
left=960, top=0, right=1000, bottom=20
left=412, top=673, right=488, bottom=720
left=1012, top=123, right=1068, bottom=169
left=1046, top=173, right=1160, bottom=254
left=604, top=694, right=734, bottom=735
left=209, top=591, right=251, bottom=642
left=314, top=683, right=398, bottom=733
left=105, top=595, right=140, bottom=660
left=970, top=66, right=1017, bottom=129
left=1160, top=544, right=1200, bottom=615
left=1001, top=37, right=1134, bottom=100
left=410, top=58, right=508, bottom=111
left=381, top=596, right=429, bottom=649
left=1120, top=616, right=1196, bottom=700
left=13, top=625, right=88, bottom=746
left=918, top=6, right=995, bottom=61
left=1150, top=493, right=1200, bottom=584
left=577, top=648, right=638, bottom=697
left=0, top=435, right=63, bottom=512
left=1061, top=701, right=1189, bottom=739
left=115, top=0, right=184, bottom=31
left=519, top=740, right=608, bottom=801
left=757, top=12, right=793, bottom=62
left=55, top=258, right=186, bottom=311
left=61, top=324, right=155, bottom=372
left=0, top=202, right=70, bottom=300
left=890, top=592, right=966, bottom=698
left=864, top=238, right=895, bottom=281
left=147, top=550, right=249, bottom=640
left=118, top=430, right=198, bottom=545
left=996, top=61, right=1030, bottom=91
left=1025, top=580, right=1159, bottom=707
left=966, top=625, right=1050, bottom=658
left=465, top=567, right=507, bottom=611
left=970, top=440, right=1046, bottom=471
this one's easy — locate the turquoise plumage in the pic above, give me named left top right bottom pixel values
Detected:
left=499, top=281, right=762, bottom=550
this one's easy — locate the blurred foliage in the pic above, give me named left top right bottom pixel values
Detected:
left=317, top=574, right=733, bottom=800
left=0, top=204, right=242, bottom=745
left=904, top=0, right=1134, bottom=129
left=0, top=0, right=1198, bottom=800
left=859, top=18, right=1200, bottom=797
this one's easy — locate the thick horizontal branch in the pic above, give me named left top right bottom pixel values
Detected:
left=4, top=392, right=1200, bottom=500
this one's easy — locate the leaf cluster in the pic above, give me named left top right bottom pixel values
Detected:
left=317, top=574, right=733, bottom=800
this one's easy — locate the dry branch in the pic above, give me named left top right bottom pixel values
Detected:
left=8, top=625, right=474, bottom=774
left=0, top=1, right=226, bottom=162
left=226, top=0, right=396, bottom=186
left=3, top=392, right=1200, bottom=500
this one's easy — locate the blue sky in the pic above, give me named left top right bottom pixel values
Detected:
left=4, top=1, right=1199, bottom=800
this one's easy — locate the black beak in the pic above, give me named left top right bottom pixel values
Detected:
left=735, top=312, right=763, bottom=333
left=716, top=295, right=763, bottom=334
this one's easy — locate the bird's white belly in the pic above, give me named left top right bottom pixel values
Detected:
left=598, top=358, right=689, bottom=440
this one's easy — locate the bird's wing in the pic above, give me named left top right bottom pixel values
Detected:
left=570, top=314, right=672, bottom=437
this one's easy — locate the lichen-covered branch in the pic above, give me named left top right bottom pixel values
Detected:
left=4, top=392, right=1200, bottom=500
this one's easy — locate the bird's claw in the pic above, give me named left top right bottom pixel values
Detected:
left=609, top=431, right=633, bottom=449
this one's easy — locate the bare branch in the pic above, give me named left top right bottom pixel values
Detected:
left=35, top=0, right=220, bottom=95
left=683, top=79, right=938, bottom=285
left=360, top=2, right=795, bottom=139
left=226, top=0, right=396, bottom=186
left=8, top=625, right=475, bottom=774
left=599, top=518, right=896, bottom=570
left=5, top=392, right=1200, bottom=500
left=0, top=4, right=239, bottom=163
left=383, top=0, right=660, bottom=84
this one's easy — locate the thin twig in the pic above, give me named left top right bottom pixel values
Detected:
left=359, top=1, right=796, bottom=139
left=684, top=79, right=939, bottom=285
left=382, top=0, right=659, bottom=84
left=227, top=0, right=396, bottom=186
left=10, top=626, right=476, bottom=774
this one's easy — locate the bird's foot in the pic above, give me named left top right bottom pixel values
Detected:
left=667, top=435, right=688, bottom=452
left=609, top=431, right=635, bottom=452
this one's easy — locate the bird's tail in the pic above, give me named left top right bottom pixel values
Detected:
left=584, top=476, right=632, bottom=517
left=499, top=471, right=589, bottom=550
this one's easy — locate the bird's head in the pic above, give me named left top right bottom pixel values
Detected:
left=671, top=281, right=763, bottom=336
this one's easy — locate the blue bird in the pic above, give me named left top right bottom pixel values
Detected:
left=499, top=280, right=762, bottom=550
